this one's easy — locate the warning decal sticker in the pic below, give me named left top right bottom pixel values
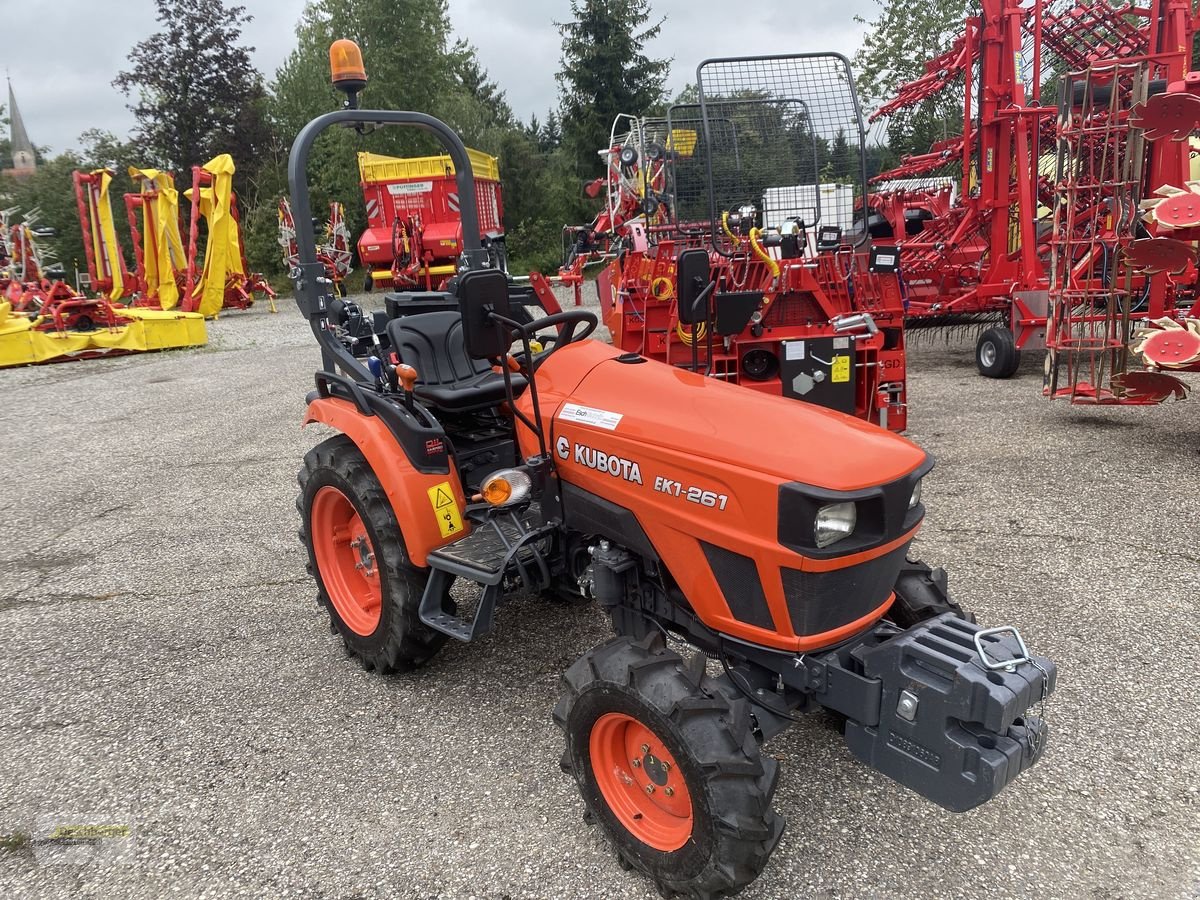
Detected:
left=427, top=482, right=463, bottom=539
left=831, top=355, right=851, bottom=383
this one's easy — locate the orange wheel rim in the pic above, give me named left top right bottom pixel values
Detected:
left=310, top=485, right=382, bottom=636
left=590, top=712, right=693, bottom=852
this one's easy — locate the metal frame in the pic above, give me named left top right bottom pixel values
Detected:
left=696, top=53, right=872, bottom=248
left=287, top=108, right=489, bottom=379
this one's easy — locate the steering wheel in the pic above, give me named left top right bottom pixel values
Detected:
left=494, top=308, right=598, bottom=366
left=526, top=309, right=598, bottom=346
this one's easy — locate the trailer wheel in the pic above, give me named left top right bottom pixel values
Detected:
left=555, top=634, right=783, bottom=898
left=976, top=326, right=1020, bottom=378
left=889, top=558, right=975, bottom=629
left=297, top=434, right=448, bottom=672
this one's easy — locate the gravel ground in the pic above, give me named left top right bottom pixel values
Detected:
left=0, top=290, right=1197, bottom=900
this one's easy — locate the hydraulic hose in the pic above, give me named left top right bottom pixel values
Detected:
left=749, top=227, right=781, bottom=306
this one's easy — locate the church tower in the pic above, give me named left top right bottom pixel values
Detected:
left=5, top=78, right=37, bottom=178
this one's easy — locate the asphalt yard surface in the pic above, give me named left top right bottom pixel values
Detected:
left=1, top=291, right=1197, bottom=899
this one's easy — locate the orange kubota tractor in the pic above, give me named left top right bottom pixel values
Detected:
left=290, top=43, right=1058, bottom=898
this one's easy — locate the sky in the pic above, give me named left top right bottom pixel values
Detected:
left=4, top=0, right=875, bottom=156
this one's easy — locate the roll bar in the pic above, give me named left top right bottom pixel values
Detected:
left=287, top=109, right=490, bottom=377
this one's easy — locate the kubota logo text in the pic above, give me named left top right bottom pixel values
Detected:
left=565, top=441, right=643, bottom=484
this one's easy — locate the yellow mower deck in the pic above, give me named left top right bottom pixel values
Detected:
left=0, top=305, right=207, bottom=369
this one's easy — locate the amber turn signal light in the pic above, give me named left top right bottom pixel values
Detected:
left=329, top=39, right=367, bottom=92
left=479, top=469, right=533, bottom=507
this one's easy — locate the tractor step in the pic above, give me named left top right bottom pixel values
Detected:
left=419, top=506, right=551, bottom=642
left=426, top=507, right=542, bottom=584
left=418, top=571, right=501, bottom=642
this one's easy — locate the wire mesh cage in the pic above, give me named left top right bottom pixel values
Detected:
left=695, top=54, right=870, bottom=253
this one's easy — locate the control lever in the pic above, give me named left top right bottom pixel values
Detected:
left=366, top=355, right=386, bottom=390
left=396, top=363, right=418, bottom=413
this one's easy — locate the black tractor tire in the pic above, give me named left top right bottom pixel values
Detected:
left=363, top=273, right=374, bottom=293
left=555, top=634, right=783, bottom=899
left=297, top=434, right=448, bottom=672
left=975, top=326, right=1021, bottom=378
left=890, top=557, right=975, bottom=629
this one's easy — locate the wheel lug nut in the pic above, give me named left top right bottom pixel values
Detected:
left=631, top=758, right=641, bottom=768
left=645, top=784, right=655, bottom=794
left=640, top=744, right=650, bottom=753
left=664, top=787, right=674, bottom=797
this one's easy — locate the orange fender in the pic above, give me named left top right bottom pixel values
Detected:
left=303, top=396, right=469, bottom=566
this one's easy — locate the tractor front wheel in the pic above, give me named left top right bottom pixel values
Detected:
left=555, top=634, right=783, bottom=898
left=297, top=434, right=448, bottom=672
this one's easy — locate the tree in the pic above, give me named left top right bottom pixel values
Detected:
left=556, top=0, right=671, bottom=191
left=538, top=112, right=562, bottom=152
left=853, top=0, right=971, bottom=158
left=1, top=152, right=86, bottom=280
left=114, top=0, right=270, bottom=184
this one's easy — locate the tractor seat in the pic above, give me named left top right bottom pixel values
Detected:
left=387, top=310, right=524, bottom=412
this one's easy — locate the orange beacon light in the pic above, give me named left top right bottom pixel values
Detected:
left=329, top=40, right=367, bottom=99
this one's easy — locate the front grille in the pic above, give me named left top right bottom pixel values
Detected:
left=702, top=542, right=776, bottom=630
left=781, top=539, right=912, bottom=636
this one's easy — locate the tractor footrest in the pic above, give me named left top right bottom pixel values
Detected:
left=418, top=574, right=500, bottom=643
left=426, top=508, right=541, bottom=584
left=841, top=614, right=1057, bottom=813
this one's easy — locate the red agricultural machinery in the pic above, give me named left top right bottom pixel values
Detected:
left=0, top=206, right=65, bottom=314
left=356, top=149, right=506, bottom=293
left=286, top=40, right=1058, bottom=898
left=279, top=198, right=353, bottom=296
left=558, top=113, right=676, bottom=287
left=868, top=0, right=1199, bottom=400
left=595, top=56, right=910, bottom=432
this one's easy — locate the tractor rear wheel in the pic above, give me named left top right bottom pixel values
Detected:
left=297, top=434, right=448, bottom=672
left=976, top=326, right=1020, bottom=378
left=555, top=634, right=783, bottom=898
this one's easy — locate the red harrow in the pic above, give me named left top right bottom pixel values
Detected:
left=279, top=199, right=353, bottom=296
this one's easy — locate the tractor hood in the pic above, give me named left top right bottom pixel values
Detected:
left=559, top=352, right=927, bottom=492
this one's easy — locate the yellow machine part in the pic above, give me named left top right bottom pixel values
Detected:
left=185, top=154, right=242, bottom=319
left=0, top=303, right=206, bottom=369
left=357, top=148, right=501, bottom=183
left=86, top=169, right=127, bottom=301
left=666, top=128, right=697, bottom=157
left=128, top=166, right=187, bottom=310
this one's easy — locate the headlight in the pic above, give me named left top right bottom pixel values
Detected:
left=479, top=468, right=532, bottom=507
left=815, top=501, right=856, bottom=548
left=909, top=478, right=923, bottom=510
